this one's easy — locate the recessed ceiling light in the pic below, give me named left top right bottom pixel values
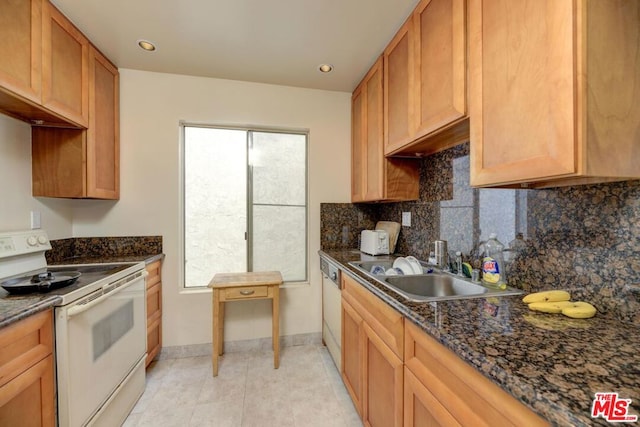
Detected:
left=137, top=39, right=157, bottom=52
left=318, top=64, right=333, bottom=73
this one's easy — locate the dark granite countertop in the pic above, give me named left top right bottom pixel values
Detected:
left=320, top=249, right=640, bottom=427
left=0, top=253, right=164, bottom=329
left=0, top=294, right=61, bottom=329
left=47, top=253, right=165, bottom=266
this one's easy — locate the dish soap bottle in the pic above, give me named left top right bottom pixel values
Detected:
left=482, top=233, right=507, bottom=289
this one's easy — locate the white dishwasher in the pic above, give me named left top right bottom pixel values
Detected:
left=320, top=257, right=341, bottom=371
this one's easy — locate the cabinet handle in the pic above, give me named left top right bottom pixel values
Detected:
left=240, top=290, right=255, bottom=296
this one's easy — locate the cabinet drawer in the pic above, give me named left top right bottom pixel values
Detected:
left=223, top=286, right=269, bottom=300
left=0, top=310, right=53, bottom=388
left=145, top=260, right=162, bottom=289
left=341, top=274, right=403, bottom=358
left=146, top=318, right=161, bottom=367
left=404, top=321, right=547, bottom=426
left=146, top=282, right=162, bottom=319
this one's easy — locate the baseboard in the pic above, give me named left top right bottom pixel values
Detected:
left=156, top=332, right=322, bottom=361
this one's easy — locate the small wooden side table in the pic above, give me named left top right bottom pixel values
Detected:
left=208, top=271, right=282, bottom=377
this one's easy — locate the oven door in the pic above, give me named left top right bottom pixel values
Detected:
left=55, top=271, right=146, bottom=427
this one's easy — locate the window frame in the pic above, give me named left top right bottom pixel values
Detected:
left=179, top=122, right=310, bottom=289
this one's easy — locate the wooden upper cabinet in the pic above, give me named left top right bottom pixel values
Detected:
left=31, top=46, right=119, bottom=199
left=87, top=46, right=119, bottom=199
left=352, top=58, right=385, bottom=202
left=41, top=1, right=89, bottom=128
left=0, top=0, right=42, bottom=104
left=352, top=57, right=419, bottom=203
left=384, top=0, right=469, bottom=157
left=384, top=18, right=414, bottom=154
left=469, top=0, right=640, bottom=188
left=410, top=0, right=468, bottom=153
left=351, top=75, right=366, bottom=202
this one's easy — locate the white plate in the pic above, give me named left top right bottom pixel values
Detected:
left=405, top=256, right=423, bottom=274
left=392, top=257, right=414, bottom=275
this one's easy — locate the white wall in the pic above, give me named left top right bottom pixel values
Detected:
left=72, top=69, right=352, bottom=347
left=0, top=114, right=73, bottom=238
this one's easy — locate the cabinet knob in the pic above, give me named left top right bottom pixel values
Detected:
left=240, top=290, right=255, bottom=296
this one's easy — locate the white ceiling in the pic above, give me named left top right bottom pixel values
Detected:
left=51, top=0, right=420, bottom=93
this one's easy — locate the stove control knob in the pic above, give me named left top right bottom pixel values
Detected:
left=37, top=235, right=48, bottom=245
left=27, top=236, right=38, bottom=246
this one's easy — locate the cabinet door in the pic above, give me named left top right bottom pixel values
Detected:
left=364, top=59, right=384, bottom=201
left=362, top=322, right=403, bottom=427
left=384, top=17, right=414, bottom=154
left=404, top=367, right=460, bottom=427
left=341, top=298, right=364, bottom=416
left=351, top=81, right=366, bottom=202
left=413, top=0, right=466, bottom=138
left=0, top=355, right=55, bottom=427
left=42, top=1, right=89, bottom=127
left=0, top=0, right=42, bottom=103
left=87, top=46, right=119, bottom=199
left=352, top=57, right=384, bottom=202
left=469, top=0, right=577, bottom=186
left=352, top=56, right=419, bottom=203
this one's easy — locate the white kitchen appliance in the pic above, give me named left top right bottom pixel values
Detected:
left=0, top=230, right=147, bottom=427
left=320, top=256, right=341, bottom=370
left=360, top=230, right=390, bottom=255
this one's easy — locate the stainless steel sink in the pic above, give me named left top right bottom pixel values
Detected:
left=348, top=260, right=523, bottom=302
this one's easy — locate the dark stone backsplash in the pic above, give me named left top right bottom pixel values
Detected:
left=321, top=143, right=640, bottom=324
left=46, top=236, right=163, bottom=263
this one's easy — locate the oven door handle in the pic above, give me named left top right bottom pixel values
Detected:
left=66, top=270, right=148, bottom=319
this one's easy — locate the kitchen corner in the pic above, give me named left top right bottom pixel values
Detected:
left=319, top=248, right=640, bottom=426
left=0, top=233, right=164, bottom=426
left=320, top=141, right=640, bottom=426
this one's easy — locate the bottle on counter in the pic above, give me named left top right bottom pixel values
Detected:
left=481, top=233, right=507, bottom=289
left=509, top=232, right=526, bottom=253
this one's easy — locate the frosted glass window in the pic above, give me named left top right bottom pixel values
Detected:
left=252, top=205, right=306, bottom=281
left=252, top=132, right=306, bottom=205
left=182, top=125, right=307, bottom=287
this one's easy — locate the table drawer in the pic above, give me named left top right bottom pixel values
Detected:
left=224, top=286, right=269, bottom=300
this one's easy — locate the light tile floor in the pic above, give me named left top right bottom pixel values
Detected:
left=123, top=344, right=362, bottom=427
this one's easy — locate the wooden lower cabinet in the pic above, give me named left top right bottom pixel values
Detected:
left=404, top=367, right=460, bottom=427
left=341, top=297, right=363, bottom=416
left=341, top=274, right=404, bottom=427
left=340, top=276, right=548, bottom=426
left=0, top=309, right=55, bottom=427
left=146, top=260, right=163, bottom=367
left=363, top=322, right=403, bottom=427
left=404, top=321, right=548, bottom=426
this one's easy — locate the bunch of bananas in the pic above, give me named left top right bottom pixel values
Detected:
left=522, top=290, right=597, bottom=319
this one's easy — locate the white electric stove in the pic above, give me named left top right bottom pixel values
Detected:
left=0, top=229, right=147, bottom=427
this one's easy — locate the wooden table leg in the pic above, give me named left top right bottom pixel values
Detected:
left=219, top=301, right=225, bottom=356
left=272, top=285, right=279, bottom=369
left=212, top=290, right=220, bottom=376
